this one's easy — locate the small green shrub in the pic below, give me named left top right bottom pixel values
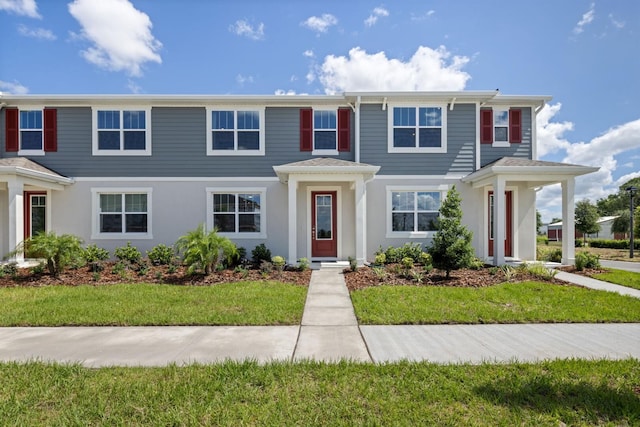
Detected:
left=372, top=266, right=387, bottom=281
left=500, top=265, right=516, bottom=281
left=114, top=242, right=142, bottom=265
left=175, top=225, right=237, bottom=275
left=228, top=247, right=248, bottom=268
left=536, top=235, right=549, bottom=246
left=468, top=257, right=484, bottom=270
left=384, top=246, right=401, bottom=264
left=590, top=239, right=640, bottom=250
left=348, top=256, right=358, bottom=272
left=0, top=262, right=18, bottom=279
left=147, top=244, right=174, bottom=266
left=30, top=263, right=45, bottom=275
left=271, top=256, right=285, bottom=272
left=252, top=243, right=272, bottom=265
left=296, top=258, right=310, bottom=271
left=538, top=247, right=562, bottom=263
left=12, top=232, right=83, bottom=277
left=260, top=260, right=273, bottom=274
left=575, top=251, right=601, bottom=271
left=525, top=263, right=558, bottom=280
left=234, top=265, right=249, bottom=279
left=137, top=261, right=150, bottom=276
left=401, top=257, right=414, bottom=270
left=83, top=244, right=110, bottom=273
left=374, top=253, right=386, bottom=266
left=410, top=269, right=424, bottom=284
left=419, top=252, right=431, bottom=266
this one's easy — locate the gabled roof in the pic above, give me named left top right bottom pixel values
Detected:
left=273, top=158, right=380, bottom=183
left=0, top=157, right=73, bottom=186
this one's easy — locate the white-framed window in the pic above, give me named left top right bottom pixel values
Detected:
left=91, top=188, right=152, bottom=239
left=206, top=188, right=266, bottom=238
left=386, top=186, right=447, bottom=238
left=388, top=104, right=447, bottom=153
left=313, top=109, right=337, bottom=153
left=19, top=109, right=44, bottom=154
left=206, top=108, right=265, bottom=155
left=92, top=107, right=151, bottom=155
left=493, top=109, right=509, bottom=144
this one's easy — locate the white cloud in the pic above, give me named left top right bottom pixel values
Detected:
left=0, top=80, right=29, bottom=94
left=274, top=89, right=297, bottom=95
left=18, top=24, right=56, bottom=40
left=573, top=2, right=595, bottom=34
left=236, top=74, right=255, bottom=86
left=364, top=6, right=389, bottom=27
left=609, top=14, right=625, bottom=29
left=0, top=0, right=40, bottom=18
left=301, top=14, right=337, bottom=33
left=229, top=20, right=265, bottom=40
left=536, top=103, right=573, bottom=157
left=127, top=79, right=142, bottom=94
left=411, top=10, right=435, bottom=21
left=68, top=0, right=162, bottom=77
left=318, top=45, right=470, bottom=94
left=306, top=70, right=315, bottom=84
left=303, top=50, right=314, bottom=58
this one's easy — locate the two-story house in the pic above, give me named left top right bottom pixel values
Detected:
left=0, top=91, right=597, bottom=266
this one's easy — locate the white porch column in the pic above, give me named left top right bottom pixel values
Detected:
left=7, top=178, right=24, bottom=262
left=492, top=177, right=506, bottom=266
left=354, top=176, right=366, bottom=266
left=562, top=177, right=576, bottom=265
left=287, top=177, right=298, bottom=265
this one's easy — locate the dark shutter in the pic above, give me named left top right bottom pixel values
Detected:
left=480, top=109, right=493, bottom=144
left=300, top=108, right=313, bottom=151
left=44, top=108, right=57, bottom=152
left=337, top=107, right=351, bottom=152
left=509, top=108, right=522, bottom=143
left=5, top=108, right=19, bottom=152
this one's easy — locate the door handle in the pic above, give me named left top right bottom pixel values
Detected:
left=312, top=227, right=316, bottom=240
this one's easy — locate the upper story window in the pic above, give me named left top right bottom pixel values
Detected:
left=207, top=108, right=265, bottom=156
left=92, top=107, right=151, bottom=156
left=91, top=188, right=152, bottom=239
left=386, top=186, right=445, bottom=238
left=4, top=108, right=57, bottom=155
left=388, top=105, right=447, bottom=153
left=481, top=108, right=522, bottom=146
left=206, top=188, right=266, bottom=238
left=300, top=108, right=351, bottom=154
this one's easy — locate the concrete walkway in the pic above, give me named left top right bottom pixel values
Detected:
left=0, top=266, right=639, bottom=367
left=601, top=259, right=640, bottom=273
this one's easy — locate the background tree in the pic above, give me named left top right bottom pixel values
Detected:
left=428, top=186, right=474, bottom=278
left=536, top=210, right=543, bottom=234
left=596, top=177, right=640, bottom=216
left=575, top=199, right=600, bottom=245
left=611, top=207, right=640, bottom=238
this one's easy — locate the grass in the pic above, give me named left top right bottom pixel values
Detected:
left=592, top=268, right=640, bottom=291
left=351, top=281, right=640, bottom=324
left=0, top=282, right=307, bottom=326
left=0, top=359, right=638, bottom=425
left=543, top=241, right=640, bottom=262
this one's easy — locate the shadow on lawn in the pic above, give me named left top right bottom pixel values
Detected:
left=474, top=377, right=640, bottom=423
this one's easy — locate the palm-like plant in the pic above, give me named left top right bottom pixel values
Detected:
left=175, top=224, right=237, bottom=275
left=12, top=232, right=83, bottom=277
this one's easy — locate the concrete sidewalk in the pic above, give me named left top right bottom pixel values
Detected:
left=0, top=267, right=639, bottom=367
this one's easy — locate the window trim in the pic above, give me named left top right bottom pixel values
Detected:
left=91, top=188, right=153, bottom=239
left=386, top=185, right=448, bottom=238
left=206, top=187, right=267, bottom=238
left=312, top=108, right=339, bottom=156
left=206, top=107, right=265, bottom=156
left=492, top=108, right=510, bottom=148
left=18, top=107, right=45, bottom=156
left=92, top=107, right=152, bottom=156
left=387, top=104, right=447, bottom=154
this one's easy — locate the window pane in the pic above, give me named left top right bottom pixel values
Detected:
left=123, top=111, right=145, bottom=129
left=31, top=206, right=46, bottom=235
left=419, top=107, right=442, bottom=127
left=393, top=128, right=415, bottom=147
left=392, top=213, right=415, bottom=232
left=99, top=131, right=121, bottom=150
left=494, top=127, right=508, bottom=142
left=20, top=111, right=42, bottom=129
left=212, top=111, right=234, bottom=130
left=316, top=206, right=332, bottom=239
left=314, top=131, right=336, bottom=150
left=214, top=214, right=235, bottom=232
left=237, top=111, right=259, bottom=130
left=237, top=131, right=259, bottom=150
left=393, top=107, right=415, bottom=126
left=314, top=111, right=336, bottom=130
left=98, top=111, right=120, bottom=129
left=418, top=128, right=442, bottom=147
left=124, top=131, right=146, bottom=150
left=100, top=194, right=122, bottom=212
left=125, top=214, right=148, bottom=233
left=100, top=214, right=122, bottom=232
left=239, top=214, right=260, bottom=232
left=392, top=192, right=414, bottom=211
left=125, top=194, right=147, bottom=212
left=494, top=110, right=509, bottom=126
left=21, top=131, right=43, bottom=150
left=238, top=194, right=260, bottom=212
left=418, top=213, right=439, bottom=231
left=417, top=192, right=440, bottom=211
left=212, top=131, right=234, bottom=150
left=32, top=196, right=46, bottom=207
left=214, top=194, right=235, bottom=213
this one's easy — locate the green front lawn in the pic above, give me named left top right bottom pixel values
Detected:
left=0, top=282, right=307, bottom=326
left=351, top=282, right=640, bottom=324
left=1, top=359, right=638, bottom=426
left=592, top=269, right=640, bottom=291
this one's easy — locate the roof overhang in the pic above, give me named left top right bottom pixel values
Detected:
left=273, top=158, right=380, bottom=184
left=0, top=159, right=74, bottom=190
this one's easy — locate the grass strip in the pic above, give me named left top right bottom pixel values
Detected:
left=0, top=282, right=306, bottom=326
left=351, top=281, right=640, bottom=324
left=0, top=359, right=638, bottom=426
left=592, top=268, right=640, bottom=291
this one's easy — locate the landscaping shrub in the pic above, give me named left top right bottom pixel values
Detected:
left=12, top=232, right=83, bottom=277
left=175, top=225, right=237, bottom=275
left=537, top=247, right=562, bottom=263
left=83, top=244, right=110, bottom=272
left=228, top=247, right=248, bottom=268
left=296, top=258, right=310, bottom=271
left=590, top=239, right=640, bottom=250
left=271, top=255, right=285, bottom=272
left=348, top=256, right=358, bottom=272
left=147, top=244, right=175, bottom=266
left=251, top=243, right=272, bottom=265
left=114, top=242, right=142, bottom=265
left=373, top=253, right=386, bottom=266
left=575, top=251, right=601, bottom=271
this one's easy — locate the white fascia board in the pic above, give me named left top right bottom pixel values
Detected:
left=0, top=166, right=74, bottom=186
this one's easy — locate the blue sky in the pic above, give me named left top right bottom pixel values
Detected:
left=1, top=0, right=639, bottom=222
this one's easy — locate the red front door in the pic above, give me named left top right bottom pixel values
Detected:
left=311, top=191, right=337, bottom=258
left=488, top=191, right=513, bottom=257
left=24, top=191, right=47, bottom=239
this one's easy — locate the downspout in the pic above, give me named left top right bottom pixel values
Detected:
left=354, top=96, right=361, bottom=163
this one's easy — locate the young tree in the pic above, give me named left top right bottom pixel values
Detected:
left=575, top=199, right=600, bottom=245
left=175, top=224, right=237, bottom=275
left=12, top=232, right=84, bottom=277
left=536, top=210, right=543, bottom=234
left=428, top=186, right=474, bottom=278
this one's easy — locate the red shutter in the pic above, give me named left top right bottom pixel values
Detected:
left=5, top=108, right=19, bottom=152
left=337, top=107, right=351, bottom=152
left=509, top=108, right=522, bottom=143
left=480, top=109, right=493, bottom=144
left=44, top=108, right=57, bottom=152
left=300, top=108, right=313, bottom=151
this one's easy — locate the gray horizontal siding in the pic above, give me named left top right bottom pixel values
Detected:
left=360, top=103, right=476, bottom=175
left=0, top=107, right=354, bottom=177
left=480, top=107, right=532, bottom=167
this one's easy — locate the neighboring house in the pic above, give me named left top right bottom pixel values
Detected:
left=548, top=216, right=622, bottom=241
left=0, top=91, right=598, bottom=266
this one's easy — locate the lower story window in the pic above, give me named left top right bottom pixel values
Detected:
left=208, top=188, right=266, bottom=238
left=390, top=190, right=441, bottom=234
left=92, top=189, right=152, bottom=238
